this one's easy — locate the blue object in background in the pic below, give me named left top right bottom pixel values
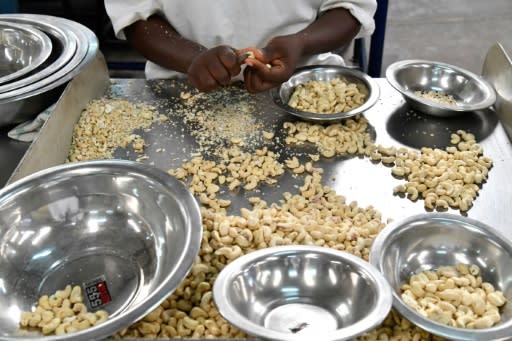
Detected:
left=368, top=0, right=389, bottom=78
left=353, top=0, right=389, bottom=77
left=0, top=0, right=19, bottom=13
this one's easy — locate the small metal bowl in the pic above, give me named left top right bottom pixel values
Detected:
left=213, top=245, right=392, bottom=341
left=386, top=59, right=496, bottom=117
left=0, top=21, right=52, bottom=85
left=271, top=65, right=380, bottom=121
left=370, top=213, right=512, bottom=341
left=0, top=160, right=202, bottom=341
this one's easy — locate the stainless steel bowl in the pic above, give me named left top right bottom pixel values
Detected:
left=370, top=213, right=512, bottom=341
left=0, top=14, right=91, bottom=100
left=0, top=17, right=76, bottom=93
left=213, top=245, right=392, bottom=341
left=0, top=14, right=96, bottom=127
left=386, top=59, right=496, bottom=117
left=0, top=21, right=52, bottom=85
left=271, top=65, right=380, bottom=121
left=0, top=160, right=202, bottom=341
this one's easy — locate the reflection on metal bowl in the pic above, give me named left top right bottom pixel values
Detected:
left=0, top=160, right=202, bottom=341
left=386, top=59, right=496, bottom=117
left=0, top=20, right=52, bottom=85
left=370, top=213, right=512, bottom=341
left=271, top=65, right=380, bottom=122
left=214, top=245, right=392, bottom=341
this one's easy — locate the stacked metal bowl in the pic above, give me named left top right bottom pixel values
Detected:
left=0, top=14, right=98, bottom=127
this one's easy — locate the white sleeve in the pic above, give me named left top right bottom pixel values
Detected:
left=104, top=0, right=163, bottom=39
left=319, top=0, right=378, bottom=38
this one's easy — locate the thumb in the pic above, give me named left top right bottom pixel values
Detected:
left=244, top=58, right=287, bottom=83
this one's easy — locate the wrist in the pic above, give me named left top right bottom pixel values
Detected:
left=183, top=45, right=208, bottom=73
left=288, top=33, right=305, bottom=59
left=265, top=33, right=305, bottom=62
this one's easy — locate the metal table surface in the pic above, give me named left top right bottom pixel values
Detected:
left=4, top=76, right=511, bottom=233
left=3, top=74, right=512, bottom=341
left=96, top=77, right=512, bottom=239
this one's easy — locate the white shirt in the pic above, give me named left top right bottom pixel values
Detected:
left=105, top=0, right=377, bottom=79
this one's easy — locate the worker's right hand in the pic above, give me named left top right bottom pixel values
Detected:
left=187, top=46, right=242, bottom=92
left=242, top=34, right=304, bottom=93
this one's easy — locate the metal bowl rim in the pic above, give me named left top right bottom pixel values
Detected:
left=213, top=245, right=392, bottom=341
left=270, top=65, right=380, bottom=122
left=0, top=159, right=203, bottom=341
left=369, top=213, right=512, bottom=341
left=0, top=14, right=95, bottom=102
left=385, top=59, right=497, bottom=112
left=0, top=17, right=75, bottom=94
left=0, top=20, right=53, bottom=84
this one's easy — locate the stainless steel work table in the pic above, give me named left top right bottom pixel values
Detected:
left=3, top=53, right=512, bottom=340
left=7, top=55, right=512, bottom=240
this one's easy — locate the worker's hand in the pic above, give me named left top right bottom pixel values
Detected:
left=187, top=45, right=242, bottom=92
left=242, top=34, right=304, bottom=94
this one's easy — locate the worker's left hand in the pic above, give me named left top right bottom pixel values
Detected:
left=241, top=34, right=304, bottom=94
left=187, top=45, right=242, bottom=92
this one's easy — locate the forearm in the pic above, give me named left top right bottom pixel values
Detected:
left=124, top=15, right=206, bottom=73
left=296, top=8, right=361, bottom=56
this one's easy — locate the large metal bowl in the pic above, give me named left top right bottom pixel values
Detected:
left=370, top=213, right=512, bottom=341
left=271, top=65, right=380, bottom=122
left=0, top=17, right=76, bottom=94
left=0, top=21, right=52, bottom=85
left=0, top=14, right=91, bottom=100
left=0, top=160, right=202, bottom=341
left=386, top=59, right=496, bottom=117
left=213, top=245, right=392, bottom=341
left=0, top=14, right=96, bottom=127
